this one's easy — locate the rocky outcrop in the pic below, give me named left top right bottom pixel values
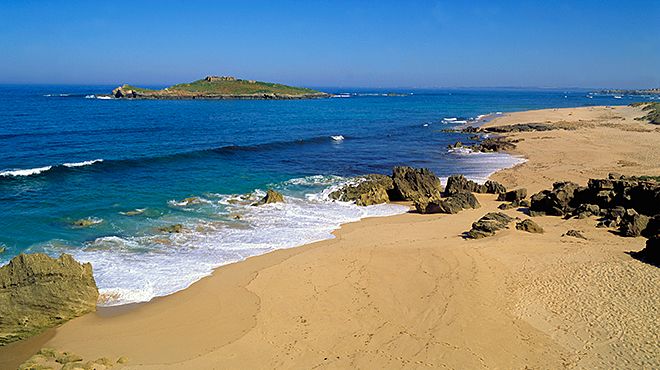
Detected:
left=619, top=210, right=650, bottom=237
left=483, top=123, right=554, bottom=133
left=529, top=181, right=584, bottom=216
left=630, top=236, right=659, bottom=266
left=443, top=175, right=506, bottom=196
left=0, top=253, right=99, bottom=346
left=389, top=166, right=443, bottom=203
left=516, top=219, right=544, bottom=233
left=497, top=188, right=527, bottom=202
left=416, top=192, right=480, bottom=214
left=329, top=174, right=393, bottom=206
left=112, top=85, right=137, bottom=98
left=258, top=189, right=285, bottom=205
left=464, top=212, right=514, bottom=239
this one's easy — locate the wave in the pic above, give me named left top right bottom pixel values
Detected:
left=34, top=176, right=409, bottom=306
left=1, top=159, right=103, bottom=177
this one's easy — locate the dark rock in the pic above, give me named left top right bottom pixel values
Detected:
left=642, top=215, right=660, bottom=239
left=329, top=174, right=393, bottom=206
left=497, top=188, right=527, bottom=202
left=563, top=230, right=587, bottom=240
left=464, top=212, right=514, bottom=239
left=619, top=209, right=650, bottom=237
left=471, top=137, right=518, bottom=152
left=517, top=199, right=531, bottom=207
left=484, top=180, right=507, bottom=194
left=416, top=192, right=480, bottom=214
left=483, top=123, right=554, bottom=133
left=630, top=236, right=659, bottom=267
left=530, top=182, right=584, bottom=216
left=498, top=203, right=515, bottom=210
left=516, top=219, right=544, bottom=233
left=0, top=253, right=99, bottom=345
left=389, top=166, right=443, bottom=203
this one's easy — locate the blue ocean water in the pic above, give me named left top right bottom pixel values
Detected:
left=0, top=85, right=639, bottom=304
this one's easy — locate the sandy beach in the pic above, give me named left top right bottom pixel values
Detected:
left=3, top=105, right=659, bottom=369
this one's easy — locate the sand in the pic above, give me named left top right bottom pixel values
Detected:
left=2, top=105, right=659, bottom=369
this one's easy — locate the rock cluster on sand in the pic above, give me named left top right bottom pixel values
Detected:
left=330, top=168, right=508, bottom=216
left=0, top=253, right=99, bottom=346
left=417, top=192, right=480, bottom=214
left=529, top=174, right=659, bottom=239
left=329, top=174, right=393, bottom=206
left=443, top=175, right=506, bottom=196
left=464, top=212, right=515, bottom=239
left=389, top=166, right=443, bottom=203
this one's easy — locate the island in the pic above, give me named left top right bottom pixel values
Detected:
left=106, top=75, right=329, bottom=100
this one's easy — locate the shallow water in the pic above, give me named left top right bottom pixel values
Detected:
left=0, top=86, right=638, bottom=305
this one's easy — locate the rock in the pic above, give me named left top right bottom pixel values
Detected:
left=574, top=203, right=600, bottom=218
left=0, top=253, right=99, bottom=345
left=563, top=230, right=587, bottom=240
left=158, top=224, right=184, bottom=233
left=72, top=218, right=102, bottom=227
left=530, top=181, right=583, bottom=216
left=470, top=137, right=518, bottom=152
left=516, top=219, right=544, bottom=233
left=483, top=123, right=554, bottom=133
left=329, top=174, right=393, bottom=206
left=498, top=203, right=515, bottom=210
left=484, top=180, right=507, bottom=194
left=464, top=212, right=514, bottom=239
left=416, top=192, right=480, bottom=214
left=258, top=189, right=285, bottom=205
left=630, top=236, right=659, bottom=267
left=389, top=166, right=443, bottom=203
left=497, top=188, right=527, bottom=202
left=608, top=172, right=624, bottom=180
left=642, top=215, right=660, bottom=238
left=619, top=209, right=650, bottom=237
left=444, top=175, right=486, bottom=195
left=517, top=199, right=531, bottom=207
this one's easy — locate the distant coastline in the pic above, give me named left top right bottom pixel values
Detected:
left=103, top=75, right=330, bottom=100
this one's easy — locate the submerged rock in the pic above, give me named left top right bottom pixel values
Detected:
left=416, top=192, right=480, bottom=214
left=516, top=219, right=544, bottom=233
left=72, top=218, right=102, bottom=227
left=464, top=212, right=514, bottom=239
left=257, top=189, right=285, bottom=205
left=158, top=224, right=184, bottom=233
left=0, top=253, right=98, bottom=346
left=389, top=166, right=443, bottom=203
left=329, top=174, right=393, bottom=206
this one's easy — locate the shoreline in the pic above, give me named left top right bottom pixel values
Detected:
left=3, top=104, right=659, bottom=369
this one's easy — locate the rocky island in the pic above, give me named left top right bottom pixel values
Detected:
left=106, top=75, right=329, bottom=100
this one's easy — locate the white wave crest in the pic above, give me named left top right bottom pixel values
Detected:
left=0, top=166, right=53, bottom=177
left=62, top=159, right=103, bottom=167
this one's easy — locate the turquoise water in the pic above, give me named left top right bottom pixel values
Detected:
left=0, top=86, right=639, bottom=304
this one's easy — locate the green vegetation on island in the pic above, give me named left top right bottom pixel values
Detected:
left=110, top=76, right=328, bottom=100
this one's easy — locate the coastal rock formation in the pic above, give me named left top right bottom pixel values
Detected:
left=516, top=219, right=544, bottom=233
left=329, top=174, right=393, bottom=206
left=389, top=166, right=443, bottom=203
left=529, top=181, right=584, bottom=216
left=415, top=192, right=480, bottom=214
left=464, top=212, right=514, bottom=239
left=18, top=347, right=127, bottom=370
left=619, top=210, right=649, bottom=237
left=483, top=123, right=555, bottom=133
left=497, top=188, right=527, bottom=202
left=0, top=253, right=98, bottom=346
left=259, top=189, right=285, bottom=205
left=630, top=236, right=659, bottom=266
left=443, top=175, right=506, bottom=196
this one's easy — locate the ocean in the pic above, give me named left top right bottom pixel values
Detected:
left=0, top=85, right=641, bottom=305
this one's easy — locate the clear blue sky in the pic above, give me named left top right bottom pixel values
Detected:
left=1, top=0, right=658, bottom=88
